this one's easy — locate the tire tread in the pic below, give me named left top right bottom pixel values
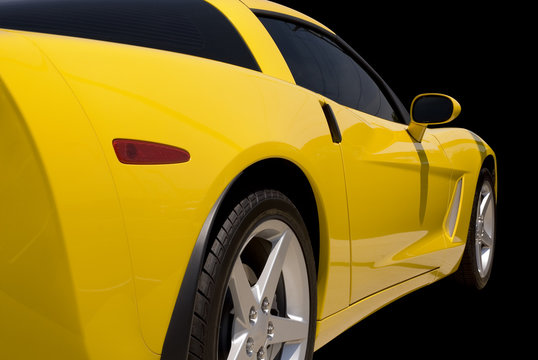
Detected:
left=188, top=190, right=294, bottom=359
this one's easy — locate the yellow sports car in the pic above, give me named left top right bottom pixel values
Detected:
left=0, top=0, right=497, bottom=359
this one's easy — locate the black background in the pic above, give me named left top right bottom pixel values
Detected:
left=274, top=1, right=526, bottom=357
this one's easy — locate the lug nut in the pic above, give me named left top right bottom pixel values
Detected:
left=246, top=337, right=254, bottom=357
left=257, top=347, right=265, bottom=360
left=261, top=297, right=270, bottom=313
left=249, top=307, right=257, bottom=323
left=267, top=321, right=274, bottom=338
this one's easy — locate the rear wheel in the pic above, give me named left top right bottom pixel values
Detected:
left=455, top=168, right=496, bottom=290
left=189, top=190, right=317, bottom=360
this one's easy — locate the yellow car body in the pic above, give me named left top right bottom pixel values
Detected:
left=0, top=0, right=496, bottom=359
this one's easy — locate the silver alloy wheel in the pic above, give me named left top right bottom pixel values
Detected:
left=475, top=180, right=495, bottom=278
left=225, top=219, right=310, bottom=360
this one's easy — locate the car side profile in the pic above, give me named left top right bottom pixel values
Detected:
left=0, top=0, right=497, bottom=359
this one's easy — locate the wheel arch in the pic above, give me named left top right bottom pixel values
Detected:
left=481, top=154, right=497, bottom=197
left=161, top=157, right=320, bottom=359
left=212, top=158, right=320, bottom=271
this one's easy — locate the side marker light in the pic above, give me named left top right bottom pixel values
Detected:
left=112, top=139, right=190, bottom=164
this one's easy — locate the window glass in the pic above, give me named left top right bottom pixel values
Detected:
left=259, top=16, right=397, bottom=121
left=0, top=0, right=259, bottom=71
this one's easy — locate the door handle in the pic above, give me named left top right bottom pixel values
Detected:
left=321, top=102, right=342, bottom=143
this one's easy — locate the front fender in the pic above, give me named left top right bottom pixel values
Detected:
left=429, top=127, right=497, bottom=274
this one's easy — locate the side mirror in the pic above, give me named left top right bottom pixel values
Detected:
left=407, top=93, right=461, bottom=142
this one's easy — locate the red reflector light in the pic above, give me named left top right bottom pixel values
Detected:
left=112, top=139, right=190, bottom=164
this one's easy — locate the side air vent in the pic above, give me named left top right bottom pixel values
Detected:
left=446, top=177, right=463, bottom=240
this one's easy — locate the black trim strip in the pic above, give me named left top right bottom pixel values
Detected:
left=160, top=179, right=237, bottom=360
left=252, top=8, right=411, bottom=125
left=321, top=102, right=342, bottom=143
left=253, top=9, right=335, bottom=39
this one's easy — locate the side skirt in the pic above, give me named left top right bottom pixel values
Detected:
left=314, top=269, right=441, bottom=351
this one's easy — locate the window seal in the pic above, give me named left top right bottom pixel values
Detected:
left=252, top=9, right=410, bottom=124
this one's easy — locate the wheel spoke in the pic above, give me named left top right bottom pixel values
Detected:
left=479, top=247, right=491, bottom=273
left=268, top=315, right=309, bottom=345
left=226, top=332, right=250, bottom=360
left=280, top=343, right=304, bottom=359
left=255, top=230, right=292, bottom=303
left=267, top=344, right=282, bottom=360
left=476, top=182, right=495, bottom=276
left=481, top=230, right=494, bottom=248
left=228, top=260, right=257, bottom=328
left=479, top=191, right=492, bottom=218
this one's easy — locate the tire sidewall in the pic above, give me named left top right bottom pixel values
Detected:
left=205, top=192, right=317, bottom=360
left=467, top=168, right=496, bottom=289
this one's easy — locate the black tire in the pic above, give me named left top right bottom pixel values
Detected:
left=189, top=189, right=317, bottom=360
left=454, top=168, right=496, bottom=290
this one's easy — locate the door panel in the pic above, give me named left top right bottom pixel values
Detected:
left=333, top=104, right=453, bottom=303
left=254, top=10, right=453, bottom=305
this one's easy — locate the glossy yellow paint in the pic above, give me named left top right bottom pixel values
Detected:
left=17, top=24, right=351, bottom=351
left=427, top=128, right=497, bottom=276
left=315, top=268, right=440, bottom=350
left=0, top=31, right=157, bottom=359
left=313, top=118, right=496, bottom=348
left=208, top=0, right=295, bottom=83
left=332, top=105, right=453, bottom=303
left=1, top=0, right=497, bottom=358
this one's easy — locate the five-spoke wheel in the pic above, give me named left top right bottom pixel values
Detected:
left=189, top=190, right=316, bottom=360
left=474, top=177, right=495, bottom=280
left=455, top=168, right=496, bottom=289
left=224, top=219, right=311, bottom=360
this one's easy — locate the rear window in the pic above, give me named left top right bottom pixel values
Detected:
left=0, top=0, right=260, bottom=71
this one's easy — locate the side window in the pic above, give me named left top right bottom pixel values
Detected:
left=0, top=0, right=259, bottom=71
left=259, top=16, right=397, bottom=122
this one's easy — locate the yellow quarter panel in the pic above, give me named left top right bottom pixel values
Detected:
left=26, top=31, right=351, bottom=352
left=0, top=30, right=156, bottom=359
left=1, top=71, right=87, bottom=360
